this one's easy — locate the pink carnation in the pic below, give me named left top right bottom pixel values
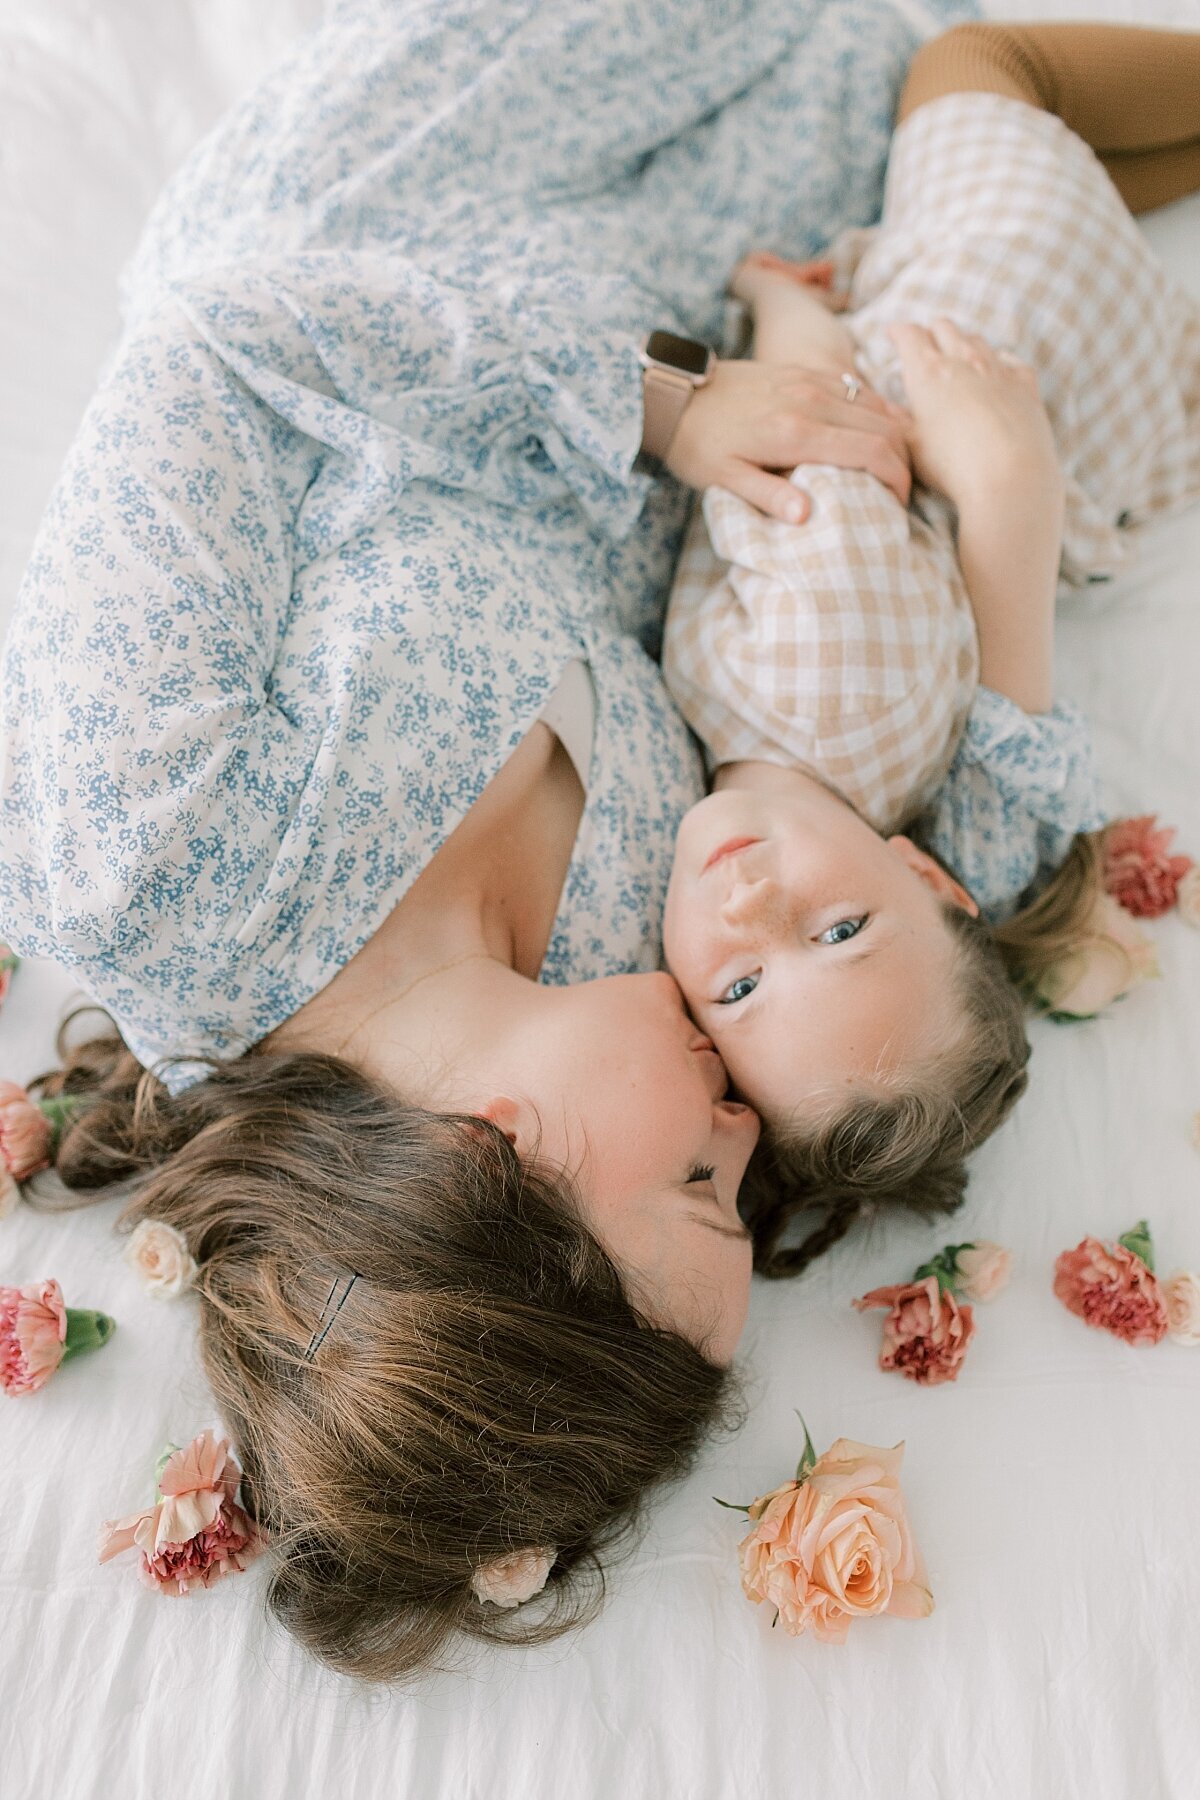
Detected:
left=0, top=1080, right=53, bottom=1181
left=0, top=1278, right=67, bottom=1395
left=1053, top=1237, right=1168, bottom=1346
left=1102, top=815, right=1193, bottom=918
left=99, top=1428, right=264, bottom=1596
left=853, top=1276, right=975, bottom=1385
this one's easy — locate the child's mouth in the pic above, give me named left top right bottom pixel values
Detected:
left=702, top=836, right=762, bottom=875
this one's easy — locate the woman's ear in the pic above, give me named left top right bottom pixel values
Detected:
left=474, top=1095, right=540, bottom=1158
left=886, top=835, right=979, bottom=917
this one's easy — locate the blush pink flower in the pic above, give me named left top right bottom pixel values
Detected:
left=1036, top=891, right=1159, bottom=1018
left=953, top=1242, right=1012, bottom=1303
left=1102, top=815, right=1193, bottom=918
left=0, top=1080, right=53, bottom=1182
left=0, top=1278, right=67, bottom=1395
left=737, top=1438, right=933, bottom=1641
left=1053, top=1236, right=1168, bottom=1346
left=853, top=1275, right=975, bottom=1385
left=99, top=1428, right=264, bottom=1595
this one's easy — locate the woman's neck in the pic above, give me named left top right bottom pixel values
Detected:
left=267, top=719, right=584, bottom=1068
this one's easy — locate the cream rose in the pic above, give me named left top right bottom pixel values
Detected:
left=1163, top=1271, right=1200, bottom=1346
left=1037, top=891, right=1159, bottom=1017
left=1178, top=867, right=1200, bottom=929
left=125, top=1220, right=198, bottom=1299
left=954, top=1242, right=1012, bottom=1303
left=737, top=1438, right=933, bottom=1641
left=471, top=1547, right=555, bottom=1609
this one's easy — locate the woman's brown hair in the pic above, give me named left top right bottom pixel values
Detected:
left=33, top=1024, right=739, bottom=1683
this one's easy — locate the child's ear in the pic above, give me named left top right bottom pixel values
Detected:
left=886, top=835, right=979, bottom=917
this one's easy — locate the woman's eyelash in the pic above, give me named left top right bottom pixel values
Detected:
left=687, top=1164, right=716, bottom=1184
left=817, top=913, right=869, bottom=946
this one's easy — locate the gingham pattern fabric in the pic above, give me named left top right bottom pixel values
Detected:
left=665, top=92, right=1200, bottom=837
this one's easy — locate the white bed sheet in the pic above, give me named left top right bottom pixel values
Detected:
left=2, top=3, right=1199, bottom=1796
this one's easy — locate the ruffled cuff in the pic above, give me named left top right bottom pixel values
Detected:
left=917, top=688, right=1107, bottom=922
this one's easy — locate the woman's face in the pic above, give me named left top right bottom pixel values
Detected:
left=487, top=971, right=760, bottom=1363
left=662, top=782, right=974, bottom=1127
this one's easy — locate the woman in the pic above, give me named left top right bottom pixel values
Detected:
left=0, top=0, right=940, bottom=1678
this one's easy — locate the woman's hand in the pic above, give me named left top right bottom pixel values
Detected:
left=663, top=358, right=912, bottom=524
left=888, top=318, right=1060, bottom=511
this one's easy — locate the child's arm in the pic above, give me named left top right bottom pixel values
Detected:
left=729, top=253, right=858, bottom=376
left=890, top=319, right=1064, bottom=716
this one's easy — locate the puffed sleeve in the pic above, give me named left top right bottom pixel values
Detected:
left=172, top=251, right=658, bottom=548
left=915, top=688, right=1108, bottom=922
left=0, top=302, right=319, bottom=1008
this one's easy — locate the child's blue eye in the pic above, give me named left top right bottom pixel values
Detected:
left=818, top=914, right=869, bottom=946
left=717, top=973, right=760, bottom=1006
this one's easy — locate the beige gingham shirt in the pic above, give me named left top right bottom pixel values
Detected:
left=665, top=93, right=1200, bottom=860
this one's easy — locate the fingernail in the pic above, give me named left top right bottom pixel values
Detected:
left=788, top=499, right=805, bottom=523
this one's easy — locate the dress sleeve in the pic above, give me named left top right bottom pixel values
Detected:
left=915, top=687, right=1108, bottom=922
left=173, top=251, right=658, bottom=546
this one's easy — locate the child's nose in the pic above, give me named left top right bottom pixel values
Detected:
left=720, top=877, right=776, bottom=930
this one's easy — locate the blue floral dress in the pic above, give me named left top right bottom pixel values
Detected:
left=0, top=0, right=973, bottom=1081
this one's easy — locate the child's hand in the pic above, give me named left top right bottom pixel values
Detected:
left=889, top=318, right=1060, bottom=509
left=730, top=252, right=849, bottom=314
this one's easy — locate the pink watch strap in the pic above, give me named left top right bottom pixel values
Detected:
left=640, top=364, right=696, bottom=463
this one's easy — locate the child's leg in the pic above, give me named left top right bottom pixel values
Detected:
left=897, top=22, right=1200, bottom=215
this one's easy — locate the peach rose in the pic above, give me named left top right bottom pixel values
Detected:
left=125, top=1219, right=198, bottom=1300
left=0, top=1080, right=52, bottom=1182
left=1103, top=814, right=1193, bottom=918
left=1178, top=867, right=1200, bottom=929
left=0, top=1278, right=67, bottom=1395
left=471, top=1547, right=555, bottom=1609
left=99, top=1428, right=263, bottom=1595
left=1163, top=1271, right=1200, bottom=1346
left=953, top=1242, right=1012, bottom=1303
left=1053, top=1236, right=1168, bottom=1346
left=1036, top=891, right=1159, bottom=1018
left=853, top=1275, right=975, bottom=1385
left=737, top=1438, right=933, bottom=1641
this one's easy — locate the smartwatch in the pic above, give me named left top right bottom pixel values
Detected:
left=638, top=329, right=716, bottom=463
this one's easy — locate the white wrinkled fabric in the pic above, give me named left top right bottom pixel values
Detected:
left=2, top=3, right=1200, bottom=1799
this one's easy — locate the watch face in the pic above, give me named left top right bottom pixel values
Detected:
left=645, top=329, right=712, bottom=378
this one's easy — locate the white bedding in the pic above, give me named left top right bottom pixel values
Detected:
left=2, top=3, right=1199, bottom=1796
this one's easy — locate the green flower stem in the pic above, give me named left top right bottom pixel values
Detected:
left=1117, top=1219, right=1155, bottom=1271
left=60, top=1308, right=116, bottom=1364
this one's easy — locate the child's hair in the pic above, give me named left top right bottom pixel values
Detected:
left=741, top=830, right=1112, bottom=1279
left=740, top=903, right=1032, bottom=1278
left=32, top=1022, right=740, bottom=1684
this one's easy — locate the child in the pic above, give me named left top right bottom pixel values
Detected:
left=662, top=21, right=1200, bottom=1274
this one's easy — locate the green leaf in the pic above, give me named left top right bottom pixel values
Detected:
left=712, top=1496, right=753, bottom=1513
left=36, top=1093, right=87, bottom=1146
left=60, top=1308, right=116, bottom=1364
left=794, top=1410, right=817, bottom=1483
left=1117, top=1219, right=1155, bottom=1272
left=911, top=1260, right=957, bottom=1294
left=154, top=1443, right=182, bottom=1497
